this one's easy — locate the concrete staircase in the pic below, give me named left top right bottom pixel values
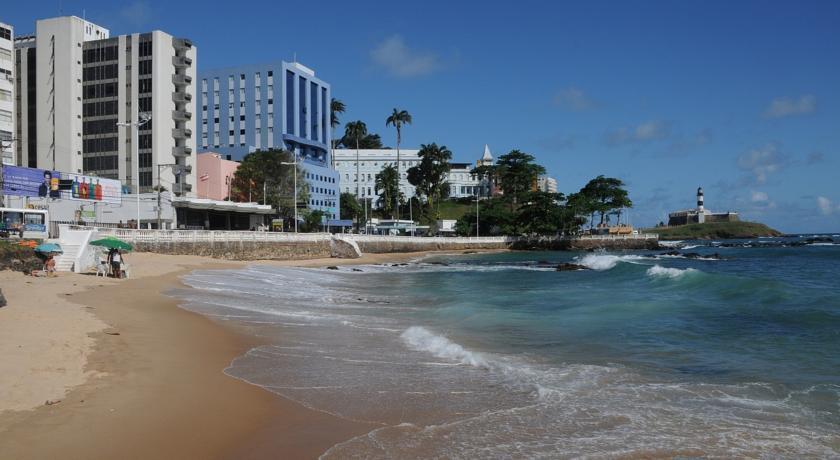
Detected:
left=54, top=243, right=81, bottom=272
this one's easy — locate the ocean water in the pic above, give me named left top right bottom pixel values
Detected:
left=173, top=235, right=840, bottom=458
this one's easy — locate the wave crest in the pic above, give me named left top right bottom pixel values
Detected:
left=646, top=265, right=698, bottom=279
left=576, top=253, right=647, bottom=270
left=400, top=326, right=489, bottom=368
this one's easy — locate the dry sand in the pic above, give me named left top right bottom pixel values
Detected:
left=0, top=250, right=472, bottom=459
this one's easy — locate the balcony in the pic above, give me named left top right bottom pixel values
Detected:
left=172, top=74, right=192, bottom=86
left=172, top=128, right=192, bottom=139
left=172, top=110, right=192, bottom=121
left=172, top=146, right=193, bottom=157
left=172, top=92, right=192, bottom=103
left=173, top=38, right=193, bottom=50
left=172, top=56, right=193, bottom=68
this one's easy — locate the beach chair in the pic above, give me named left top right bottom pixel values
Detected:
left=96, top=260, right=109, bottom=277
left=120, top=263, right=131, bottom=279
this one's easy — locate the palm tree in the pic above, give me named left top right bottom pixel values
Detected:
left=375, top=164, right=401, bottom=218
left=385, top=108, right=412, bottom=220
left=330, top=98, right=345, bottom=168
left=344, top=120, right=367, bottom=231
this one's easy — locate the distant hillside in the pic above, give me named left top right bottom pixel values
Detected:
left=644, top=221, right=783, bottom=240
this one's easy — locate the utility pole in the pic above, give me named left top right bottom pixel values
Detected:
left=156, top=163, right=177, bottom=229
left=117, top=113, right=151, bottom=230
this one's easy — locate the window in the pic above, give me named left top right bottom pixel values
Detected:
left=0, top=110, right=12, bottom=124
left=267, top=70, right=273, bottom=77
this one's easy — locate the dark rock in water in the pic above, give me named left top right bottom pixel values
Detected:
left=426, top=261, right=449, bottom=266
left=682, top=252, right=702, bottom=259
left=0, top=289, right=6, bottom=308
left=804, top=237, right=833, bottom=244
left=661, top=250, right=682, bottom=256
left=557, top=263, right=588, bottom=271
left=326, top=266, right=339, bottom=270
left=351, top=268, right=363, bottom=272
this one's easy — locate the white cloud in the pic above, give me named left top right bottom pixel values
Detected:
left=553, top=87, right=598, bottom=111
left=751, top=191, right=769, bottom=202
left=606, top=120, right=670, bottom=146
left=370, top=35, right=441, bottom=78
left=763, top=95, right=816, bottom=119
left=817, top=196, right=833, bottom=215
left=120, top=1, right=153, bottom=27
left=737, top=143, right=785, bottom=184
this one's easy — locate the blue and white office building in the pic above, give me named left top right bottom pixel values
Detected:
left=196, top=61, right=338, bottom=219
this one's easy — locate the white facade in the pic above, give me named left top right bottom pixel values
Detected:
left=334, top=147, right=491, bottom=207
left=447, top=163, right=481, bottom=198
left=537, top=175, right=558, bottom=193
left=334, top=149, right=421, bottom=205
left=13, top=16, right=197, bottom=196
left=0, top=22, right=14, bottom=164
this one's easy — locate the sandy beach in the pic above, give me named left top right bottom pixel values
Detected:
left=0, top=250, right=462, bottom=459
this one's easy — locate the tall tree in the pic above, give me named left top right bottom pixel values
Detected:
left=338, top=132, right=384, bottom=149
left=579, top=175, right=633, bottom=226
left=231, top=149, right=309, bottom=227
left=375, top=164, right=402, bottom=218
left=517, top=191, right=566, bottom=235
left=386, top=108, right=412, bottom=218
left=340, top=192, right=362, bottom=221
left=330, top=98, right=345, bottom=130
left=344, top=120, right=367, bottom=231
left=495, top=150, right=546, bottom=209
left=406, top=143, right=452, bottom=219
left=329, top=98, right=346, bottom=169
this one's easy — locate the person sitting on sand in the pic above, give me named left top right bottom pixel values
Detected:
left=44, top=255, right=56, bottom=277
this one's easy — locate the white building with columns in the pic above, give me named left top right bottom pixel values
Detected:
left=13, top=16, right=197, bottom=195
left=334, top=145, right=493, bottom=207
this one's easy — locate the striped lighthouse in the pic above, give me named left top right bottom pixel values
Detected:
left=697, top=187, right=705, bottom=223
left=697, top=187, right=704, bottom=211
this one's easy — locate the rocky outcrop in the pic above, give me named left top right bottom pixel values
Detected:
left=330, top=237, right=362, bottom=259
left=556, top=263, right=588, bottom=271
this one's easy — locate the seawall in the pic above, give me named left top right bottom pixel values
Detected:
left=67, top=227, right=661, bottom=262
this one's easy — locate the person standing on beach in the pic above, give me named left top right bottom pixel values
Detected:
left=111, top=250, right=122, bottom=279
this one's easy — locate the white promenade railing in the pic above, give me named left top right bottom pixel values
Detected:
left=96, top=228, right=333, bottom=244
left=90, top=228, right=657, bottom=245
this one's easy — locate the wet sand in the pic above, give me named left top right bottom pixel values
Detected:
left=0, top=251, right=480, bottom=459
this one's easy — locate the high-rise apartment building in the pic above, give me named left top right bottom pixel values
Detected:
left=13, top=16, right=197, bottom=195
left=197, top=61, right=338, bottom=219
left=0, top=22, right=13, bottom=165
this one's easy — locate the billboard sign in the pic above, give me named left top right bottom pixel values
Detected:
left=1, top=166, right=122, bottom=204
left=1, top=165, right=61, bottom=198
left=61, top=173, right=122, bottom=205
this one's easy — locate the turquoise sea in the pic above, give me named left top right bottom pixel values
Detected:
left=175, top=235, right=840, bottom=458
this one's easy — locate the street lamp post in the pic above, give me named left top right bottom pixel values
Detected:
left=280, top=154, right=298, bottom=233
left=117, top=114, right=151, bottom=230
left=474, top=191, right=480, bottom=238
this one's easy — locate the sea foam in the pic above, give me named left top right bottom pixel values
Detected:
left=646, top=264, right=697, bottom=279
left=400, top=326, right=489, bottom=368
left=576, top=253, right=646, bottom=270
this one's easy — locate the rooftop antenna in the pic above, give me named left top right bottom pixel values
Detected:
left=59, top=0, right=63, bottom=15
left=293, top=52, right=297, bottom=63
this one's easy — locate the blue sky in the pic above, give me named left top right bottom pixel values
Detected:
left=6, top=0, right=839, bottom=231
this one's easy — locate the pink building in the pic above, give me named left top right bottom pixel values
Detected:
left=196, top=153, right=240, bottom=201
